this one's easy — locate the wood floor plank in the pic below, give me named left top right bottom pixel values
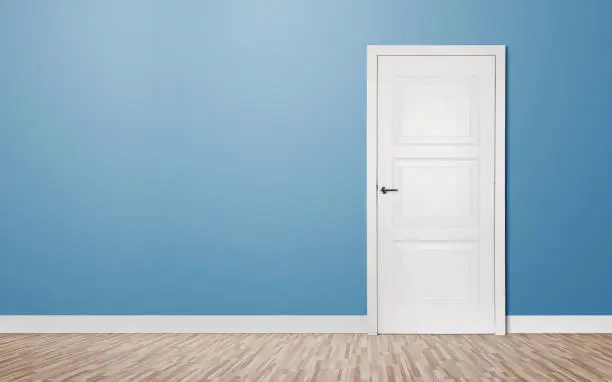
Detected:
left=0, top=333, right=611, bottom=381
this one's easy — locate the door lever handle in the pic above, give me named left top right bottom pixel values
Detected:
left=380, top=186, right=399, bottom=194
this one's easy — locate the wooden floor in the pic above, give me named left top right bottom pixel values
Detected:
left=1, top=334, right=612, bottom=381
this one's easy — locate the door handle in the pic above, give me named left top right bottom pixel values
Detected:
left=380, top=186, right=399, bottom=194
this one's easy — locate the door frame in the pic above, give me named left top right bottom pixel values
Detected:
left=366, top=45, right=506, bottom=335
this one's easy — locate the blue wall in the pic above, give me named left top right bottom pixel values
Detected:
left=1, top=1, right=611, bottom=315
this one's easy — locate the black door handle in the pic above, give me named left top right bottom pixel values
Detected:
left=380, top=186, right=399, bottom=194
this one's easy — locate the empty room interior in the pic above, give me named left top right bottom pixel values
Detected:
left=2, top=1, right=612, bottom=381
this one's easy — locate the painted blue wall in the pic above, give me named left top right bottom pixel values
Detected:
left=1, top=1, right=611, bottom=315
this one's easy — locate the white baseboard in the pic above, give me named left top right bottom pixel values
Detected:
left=507, top=316, right=612, bottom=333
left=3, top=315, right=611, bottom=334
left=0, top=315, right=369, bottom=334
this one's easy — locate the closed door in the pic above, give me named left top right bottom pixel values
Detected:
left=378, top=55, right=496, bottom=334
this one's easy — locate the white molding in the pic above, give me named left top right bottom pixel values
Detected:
left=366, top=45, right=507, bottom=335
left=366, top=45, right=506, bottom=56
left=508, top=316, right=612, bottom=333
left=365, top=43, right=379, bottom=336
left=0, top=315, right=369, bottom=334
left=494, top=45, right=507, bottom=335
left=5, top=316, right=612, bottom=334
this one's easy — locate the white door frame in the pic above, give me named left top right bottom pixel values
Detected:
left=366, top=45, right=506, bottom=335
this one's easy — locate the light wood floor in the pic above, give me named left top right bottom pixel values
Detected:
left=1, top=333, right=612, bottom=381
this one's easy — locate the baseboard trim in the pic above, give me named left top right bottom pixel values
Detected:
left=3, top=315, right=611, bottom=334
left=507, top=316, right=612, bottom=333
left=0, top=315, right=369, bottom=334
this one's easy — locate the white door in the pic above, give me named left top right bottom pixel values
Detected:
left=378, top=55, right=496, bottom=334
